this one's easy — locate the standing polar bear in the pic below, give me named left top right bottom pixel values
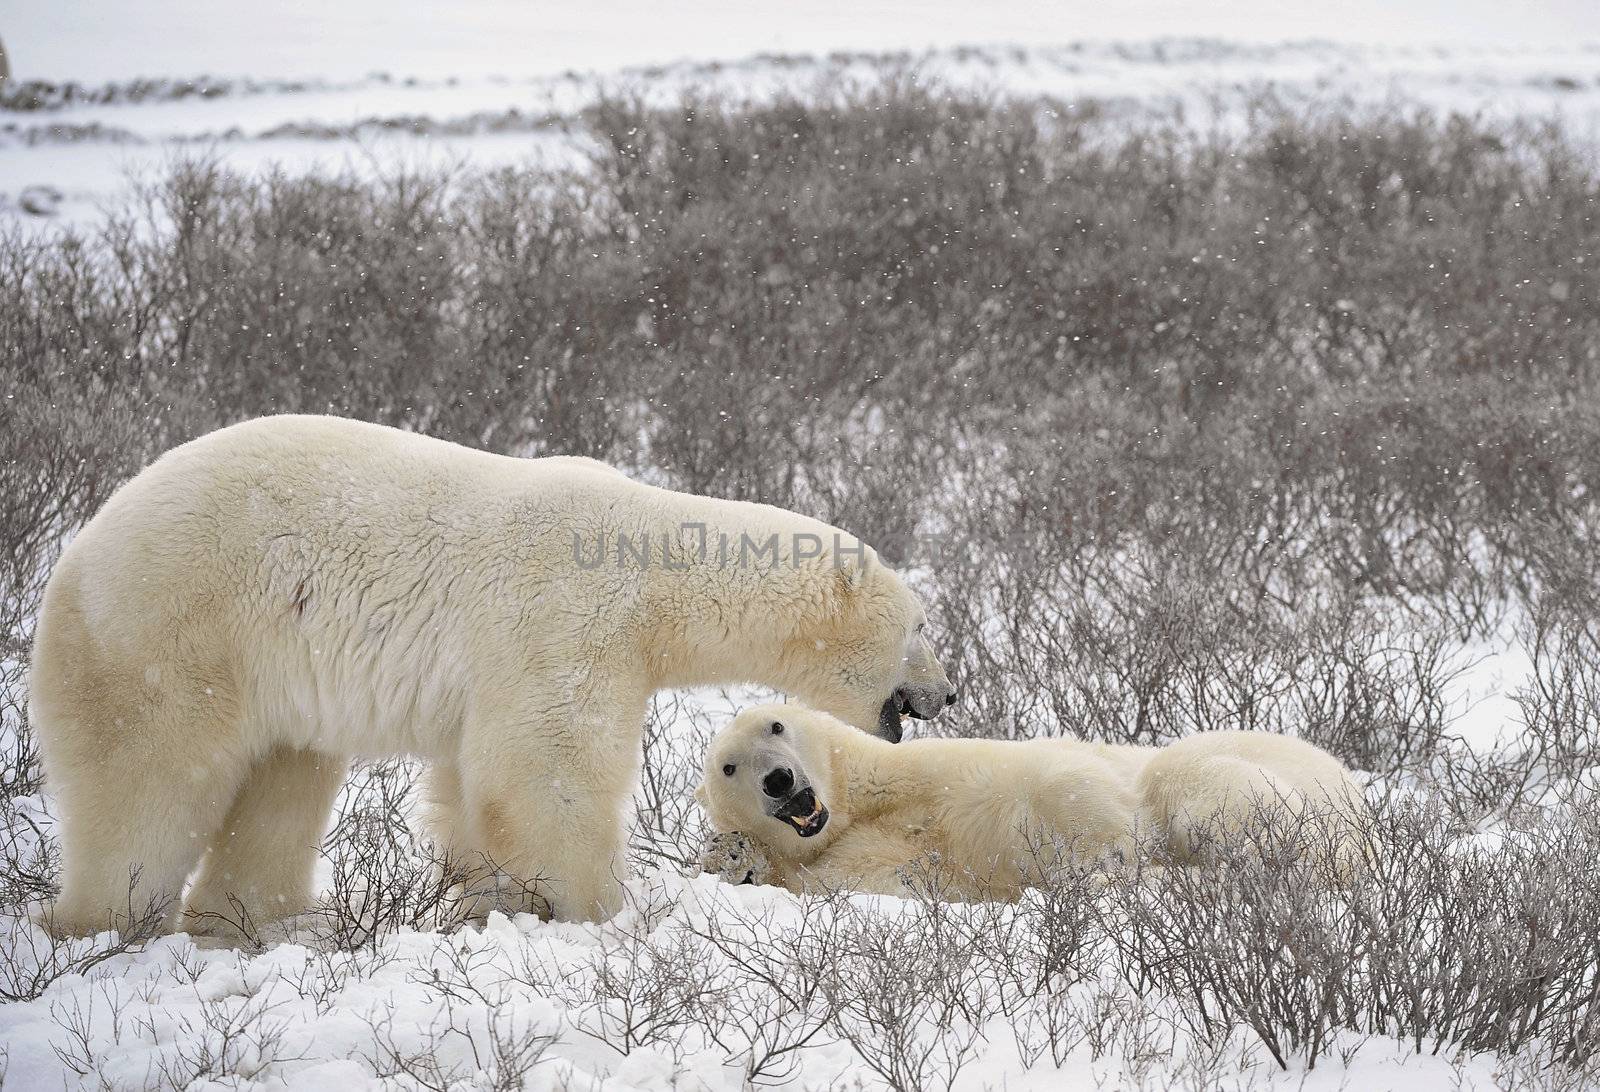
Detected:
left=31, top=415, right=955, bottom=936
left=699, top=705, right=1368, bottom=898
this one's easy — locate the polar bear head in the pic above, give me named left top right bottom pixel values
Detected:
left=698, top=703, right=853, bottom=855
left=781, top=551, right=955, bottom=742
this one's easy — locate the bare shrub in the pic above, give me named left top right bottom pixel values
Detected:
left=1357, top=797, right=1600, bottom=1064
left=364, top=952, right=557, bottom=1092
left=932, top=516, right=1460, bottom=773
left=1509, top=605, right=1600, bottom=782
left=688, top=894, right=846, bottom=1085
left=630, top=693, right=718, bottom=872
left=0, top=794, right=55, bottom=910
left=1288, top=600, right=1460, bottom=772
left=1435, top=593, right=1600, bottom=823
left=366, top=1011, right=549, bottom=1092
left=151, top=992, right=304, bottom=1088
left=1104, top=794, right=1600, bottom=1071
left=0, top=873, right=168, bottom=1003
left=309, top=760, right=485, bottom=949
left=818, top=894, right=996, bottom=1092
left=1103, top=813, right=1365, bottom=1070
left=537, top=914, right=725, bottom=1060
left=927, top=856, right=1103, bottom=1071
left=278, top=943, right=396, bottom=1016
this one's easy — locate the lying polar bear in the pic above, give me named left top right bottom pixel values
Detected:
left=698, top=704, right=1368, bottom=898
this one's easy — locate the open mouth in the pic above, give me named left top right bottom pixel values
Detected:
left=773, top=787, right=830, bottom=838
left=878, top=695, right=933, bottom=741
left=877, top=697, right=904, bottom=742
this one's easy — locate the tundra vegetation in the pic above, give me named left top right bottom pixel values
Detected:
left=2, top=80, right=1599, bottom=1087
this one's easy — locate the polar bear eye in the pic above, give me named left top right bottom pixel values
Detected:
left=722, top=763, right=737, bottom=776
left=771, top=721, right=784, bottom=735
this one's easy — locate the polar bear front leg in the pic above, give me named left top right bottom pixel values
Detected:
left=794, top=829, right=927, bottom=897
left=457, top=687, right=645, bottom=923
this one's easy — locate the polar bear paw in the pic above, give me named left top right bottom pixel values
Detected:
left=700, top=832, right=772, bottom=887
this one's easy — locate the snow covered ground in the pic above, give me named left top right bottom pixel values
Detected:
left=0, top=678, right=1574, bottom=1092
left=9, top=0, right=1599, bottom=83
left=0, top=627, right=1581, bottom=1091
left=0, top=871, right=1541, bottom=1091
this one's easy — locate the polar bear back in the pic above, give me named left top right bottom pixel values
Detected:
left=43, top=417, right=641, bottom=751
left=41, top=414, right=861, bottom=764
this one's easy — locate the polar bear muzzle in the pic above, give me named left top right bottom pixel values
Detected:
left=771, top=785, right=830, bottom=838
left=878, top=682, right=956, bottom=742
left=871, top=631, right=957, bottom=742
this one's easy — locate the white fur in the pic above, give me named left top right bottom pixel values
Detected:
left=699, top=705, right=1370, bottom=899
left=30, top=415, right=950, bottom=935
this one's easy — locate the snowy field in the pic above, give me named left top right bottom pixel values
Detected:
left=5, top=4, right=1600, bottom=1089
left=4, top=39, right=1600, bottom=229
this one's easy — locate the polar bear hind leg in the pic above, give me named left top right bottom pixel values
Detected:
left=1149, top=753, right=1363, bottom=879
left=34, top=624, right=253, bottom=938
left=1147, top=754, right=1295, bottom=864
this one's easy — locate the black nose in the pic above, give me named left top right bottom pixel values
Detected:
left=762, top=768, right=795, bottom=798
left=945, top=689, right=958, bottom=707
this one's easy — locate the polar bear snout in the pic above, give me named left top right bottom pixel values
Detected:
left=878, top=682, right=956, bottom=742
left=877, top=632, right=956, bottom=739
left=763, top=769, right=831, bottom=839
left=895, top=683, right=953, bottom=721
left=762, top=767, right=796, bottom=798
